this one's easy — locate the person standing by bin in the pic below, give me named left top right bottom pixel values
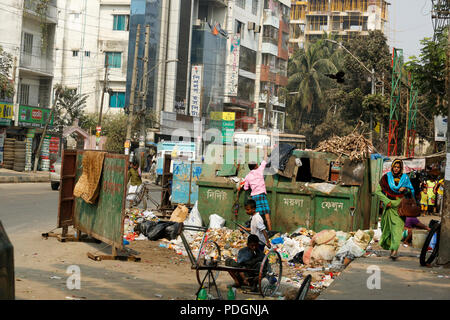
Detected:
left=375, top=159, right=415, bottom=260
left=239, top=147, right=273, bottom=231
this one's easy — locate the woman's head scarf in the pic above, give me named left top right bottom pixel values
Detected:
left=391, top=159, right=403, bottom=180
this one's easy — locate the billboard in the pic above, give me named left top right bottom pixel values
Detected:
left=18, top=105, right=53, bottom=128
left=189, top=65, right=203, bottom=117
left=227, top=34, right=240, bottom=96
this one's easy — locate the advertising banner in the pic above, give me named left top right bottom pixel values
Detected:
left=227, top=34, right=240, bottom=96
left=189, top=65, right=203, bottom=117
left=18, top=105, right=53, bottom=128
left=0, top=102, right=13, bottom=126
left=382, top=158, right=426, bottom=175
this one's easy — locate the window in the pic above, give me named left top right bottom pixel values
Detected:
left=262, top=25, right=278, bottom=45
left=109, top=91, right=125, bottom=108
left=113, top=15, right=129, bottom=31
left=85, top=51, right=90, bottom=57
left=237, top=76, right=255, bottom=101
left=235, top=20, right=244, bottom=39
left=20, top=84, right=30, bottom=105
left=72, top=50, right=79, bottom=57
left=252, top=0, right=258, bottom=15
left=23, top=33, right=33, bottom=55
left=239, top=46, right=256, bottom=73
left=236, top=0, right=246, bottom=9
left=105, top=52, right=122, bottom=68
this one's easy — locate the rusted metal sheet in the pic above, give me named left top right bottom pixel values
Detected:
left=340, top=160, right=365, bottom=186
left=310, top=158, right=329, bottom=181
left=58, top=149, right=77, bottom=228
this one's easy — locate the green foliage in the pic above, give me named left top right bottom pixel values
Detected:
left=53, top=84, right=87, bottom=130
left=0, top=46, right=14, bottom=99
left=406, top=28, right=448, bottom=117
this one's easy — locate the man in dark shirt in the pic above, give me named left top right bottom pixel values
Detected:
left=226, top=234, right=264, bottom=288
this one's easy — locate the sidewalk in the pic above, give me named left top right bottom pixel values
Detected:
left=319, top=245, right=450, bottom=300
left=0, top=168, right=50, bottom=183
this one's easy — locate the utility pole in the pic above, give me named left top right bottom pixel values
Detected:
left=437, top=29, right=450, bottom=265
left=138, top=25, right=150, bottom=168
left=96, top=55, right=109, bottom=150
left=404, top=84, right=410, bottom=157
left=125, top=24, right=141, bottom=156
left=369, top=68, right=375, bottom=143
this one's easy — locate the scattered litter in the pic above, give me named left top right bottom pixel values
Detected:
left=155, top=294, right=163, bottom=298
left=65, top=296, right=86, bottom=300
left=50, top=276, right=62, bottom=280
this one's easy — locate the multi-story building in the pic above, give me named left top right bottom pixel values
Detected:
left=54, top=0, right=131, bottom=114
left=289, top=0, right=389, bottom=53
left=0, top=0, right=57, bottom=133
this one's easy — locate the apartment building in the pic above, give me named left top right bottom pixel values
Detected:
left=54, top=0, right=131, bottom=114
left=0, top=0, right=57, bottom=128
left=289, top=0, right=389, bottom=53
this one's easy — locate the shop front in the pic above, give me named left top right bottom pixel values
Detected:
left=0, top=102, right=14, bottom=167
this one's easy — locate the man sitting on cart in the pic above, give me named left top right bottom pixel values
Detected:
left=226, top=234, right=265, bottom=288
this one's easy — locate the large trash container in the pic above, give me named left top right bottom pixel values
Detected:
left=0, top=220, right=14, bottom=300
left=197, top=145, right=383, bottom=233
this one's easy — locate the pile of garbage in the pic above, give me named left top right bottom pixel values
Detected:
left=123, top=208, right=160, bottom=242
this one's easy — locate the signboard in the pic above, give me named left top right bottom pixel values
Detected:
left=0, top=102, right=13, bottom=126
left=189, top=65, right=203, bottom=117
left=382, top=158, right=426, bottom=175
left=18, top=105, right=53, bottom=128
left=434, top=115, right=447, bottom=142
left=210, top=112, right=235, bottom=144
left=227, top=34, right=241, bottom=96
left=241, top=116, right=256, bottom=124
left=233, top=133, right=271, bottom=147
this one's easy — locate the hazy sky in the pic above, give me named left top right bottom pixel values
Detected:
left=388, top=0, right=435, bottom=61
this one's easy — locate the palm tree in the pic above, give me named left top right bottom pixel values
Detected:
left=53, top=84, right=88, bottom=129
left=287, top=40, right=339, bottom=127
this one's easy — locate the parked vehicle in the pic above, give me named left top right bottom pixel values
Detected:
left=50, top=158, right=62, bottom=190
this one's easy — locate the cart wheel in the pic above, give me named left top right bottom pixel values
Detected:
left=196, top=241, right=222, bottom=286
left=258, top=249, right=282, bottom=297
left=295, top=274, right=312, bottom=300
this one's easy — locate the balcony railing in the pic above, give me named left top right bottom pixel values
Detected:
left=20, top=52, right=54, bottom=75
left=24, top=0, right=58, bottom=22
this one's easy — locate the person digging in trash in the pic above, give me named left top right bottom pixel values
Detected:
left=240, top=199, right=271, bottom=252
left=225, top=234, right=265, bottom=288
left=238, top=146, right=273, bottom=231
left=401, top=217, right=430, bottom=247
left=375, top=159, right=415, bottom=260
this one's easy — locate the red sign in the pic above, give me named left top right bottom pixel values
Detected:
left=230, top=97, right=255, bottom=109
left=241, top=116, right=256, bottom=124
left=32, top=109, right=42, bottom=120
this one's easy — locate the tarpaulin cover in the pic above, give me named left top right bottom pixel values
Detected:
left=266, top=143, right=295, bottom=172
left=136, top=221, right=182, bottom=241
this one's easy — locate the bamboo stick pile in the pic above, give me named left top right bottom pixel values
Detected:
left=314, top=133, right=375, bottom=162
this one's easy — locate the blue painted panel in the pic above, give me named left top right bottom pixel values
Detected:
left=172, top=160, right=202, bottom=205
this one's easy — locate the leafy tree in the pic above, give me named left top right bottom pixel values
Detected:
left=52, top=84, right=88, bottom=130
left=0, top=46, right=14, bottom=99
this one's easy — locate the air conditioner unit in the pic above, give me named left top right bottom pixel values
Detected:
left=194, top=19, right=201, bottom=26
left=248, top=22, right=255, bottom=30
left=254, top=25, right=261, bottom=33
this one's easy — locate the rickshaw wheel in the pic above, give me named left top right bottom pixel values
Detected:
left=258, top=249, right=282, bottom=297
left=195, top=241, right=222, bottom=286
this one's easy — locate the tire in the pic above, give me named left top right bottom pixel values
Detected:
left=51, top=182, right=60, bottom=191
left=195, top=241, right=222, bottom=286
left=258, top=249, right=283, bottom=297
left=295, top=274, right=312, bottom=300
left=420, top=222, right=441, bottom=266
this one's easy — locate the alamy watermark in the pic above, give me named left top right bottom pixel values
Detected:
left=366, top=265, right=381, bottom=290
left=66, top=265, right=81, bottom=290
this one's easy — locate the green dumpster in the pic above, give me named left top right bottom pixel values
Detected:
left=197, top=146, right=383, bottom=233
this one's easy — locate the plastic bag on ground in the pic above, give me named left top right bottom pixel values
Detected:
left=312, top=229, right=336, bottom=245
left=183, top=201, right=203, bottom=243
left=209, top=214, right=226, bottom=229
left=353, top=230, right=372, bottom=250
left=373, top=227, right=382, bottom=242
left=136, top=221, right=182, bottom=241
left=311, top=244, right=336, bottom=261
left=170, top=204, right=189, bottom=223
left=334, top=237, right=365, bottom=261
left=335, top=231, right=349, bottom=247
left=282, top=237, right=304, bottom=260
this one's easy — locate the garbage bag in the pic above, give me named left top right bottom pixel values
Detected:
left=266, top=143, right=295, bottom=172
left=136, top=221, right=181, bottom=241
left=334, top=237, right=365, bottom=261
left=302, top=246, right=314, bottom=265
left=353, top=230, right=371, bottom=250
left=311, top=244, right=336, bottom=261
left=170, top=204, right=189, bottom=223
left=184, top=201, right=203, bottom=227
left=312, top=229, right=336, bottom=245
left=209, top=214, right=226, bottom=229
left=283, top=237, right=303, bottom=259
left=288, top=251, right=304, bottom=264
